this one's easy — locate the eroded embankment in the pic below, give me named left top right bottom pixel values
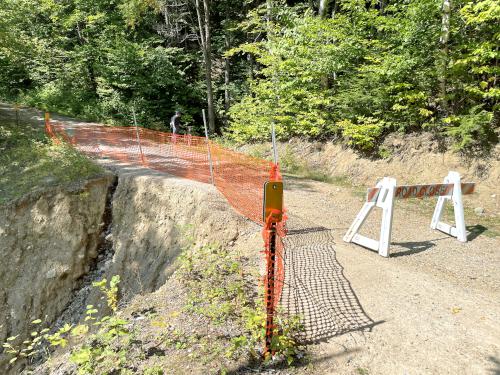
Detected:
left=0, top=167, right=252, bottom=374
left=104, top=168, right=248, bottom=300
left=0, top=174, right=114, bottom=372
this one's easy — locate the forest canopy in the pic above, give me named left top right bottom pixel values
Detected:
left=0, top=0, right=498, bottom=154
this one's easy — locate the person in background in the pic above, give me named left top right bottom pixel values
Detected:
left=170, top=110, right=182, bottom=134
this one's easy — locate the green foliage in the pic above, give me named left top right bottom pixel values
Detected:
left=177, top=243, right=248, bottom=324
left=93, top=275, right=121, bottom=312
left=444, top=106, right=497, bottom=155
left=143, top=366, right=164, bottom=375
left=453, top=1, right=500, bottom=105
left=338, top=117, right=385, bottom=151
left=2, top=0, right=497, bottom=152
left=226, top=0, right=498, bottom=154
left=0, top=0, right=203, bottom=128
left=1, top=276, right=129, bottom=374
left=177, top=240, right=305, bottom=365
left=227, top=306, right=304, bottom=365
left=0, top=119, right=103, bottom=205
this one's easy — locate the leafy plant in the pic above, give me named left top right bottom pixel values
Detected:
left=1, top=276, right=128, bottom=373
left=444, top=107, right=497, bottom=155
left=227, top=306, right=304, bottom=365
left=177, top=244, right=248, bottom=324
left=93, top=275, right=121, bottom=312
left=338, top=117, right=385, bottom=151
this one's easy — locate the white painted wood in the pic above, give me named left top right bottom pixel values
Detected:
left=436, top=222, right=458, bottom=237
left=431, top=195, right=447, bottom=230
left=378, top=177, right=396, bottom=257
left=345, top=171, right=471, bottom=258
left=344, top=178, right=396, bottom=257
left=430, top=171, right=468, bottom=242
left=352, top=234, right=379, bottom=252
left=343, top=200, right=376, bottom=242
left=450, top=171, right=467, bottom=242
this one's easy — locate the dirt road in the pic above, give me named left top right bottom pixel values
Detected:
left=282, top=177, right=499, bottom=375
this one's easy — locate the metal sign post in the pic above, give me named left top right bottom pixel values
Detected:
left=132, top=106, right=145, bottom=164
left=271, top=122, right=278, bottom=165
left=202, top=109, right=215, bottom=185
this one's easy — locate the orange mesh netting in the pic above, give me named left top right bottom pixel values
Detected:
left=45, top=118, right=286, bottom=316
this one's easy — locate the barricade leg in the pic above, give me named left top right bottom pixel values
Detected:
left=430, top=171, right=467, bottom=242
left=343, top=201, right=376, bottom=243
left=344, top=177, right=396, bottom=257
left=378, top=177, right=396, bottom=257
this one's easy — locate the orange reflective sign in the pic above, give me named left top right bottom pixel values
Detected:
left=263, top=181, right=283, bottom=223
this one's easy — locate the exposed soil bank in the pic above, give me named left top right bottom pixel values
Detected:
left=0, top=163, right=253, bottom=374
left=103, top=166, right=249, bottom=301
left=0, top=174, right=114, bottom=372
left=242, top=134, right=499, bottom=215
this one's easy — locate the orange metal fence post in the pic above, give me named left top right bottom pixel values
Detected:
left=262, top=179, right=284, bottom=357
left=264, top=222, right=278, bottom=356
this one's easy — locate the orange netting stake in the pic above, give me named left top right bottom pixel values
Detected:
left=261, top=168, right=286, bottom=357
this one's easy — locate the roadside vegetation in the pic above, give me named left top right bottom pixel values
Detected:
left=0, top=0, right=497, bottom=156
left=0, top=114, right=103, bottom=205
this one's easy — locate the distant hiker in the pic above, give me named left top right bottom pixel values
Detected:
left=170, top=111, right=182, bottom=134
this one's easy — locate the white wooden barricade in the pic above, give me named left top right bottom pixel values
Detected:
left=343, top=171, right=475, bottom=257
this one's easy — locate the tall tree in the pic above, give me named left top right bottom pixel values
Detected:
left=318, top=0, right=330, bottom=18
left=439, top=0, right=452, bottom=113
left=195, top=0, right=216, bottom=133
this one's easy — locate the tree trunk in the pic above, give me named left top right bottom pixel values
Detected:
left=195, top=0, right=216, bottom=133
left=319, top=0, right=330, bottom=18
left=224, top=32, right=231, bottom=127
left=439, top=0, right=451, bottom=114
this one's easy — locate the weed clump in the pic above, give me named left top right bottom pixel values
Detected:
left=177, top=242, right=305, bottom=367
left=0, top=120, right=103, bottom=205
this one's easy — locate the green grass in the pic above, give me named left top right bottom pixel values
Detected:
left=0, top=119, right=103, bottom=204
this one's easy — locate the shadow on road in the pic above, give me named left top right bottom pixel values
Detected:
left=390, top=241, right=436, bottom=257
left=488, top=356, right=500, bottom=375
left=280, top=216, right=382, bottom=344
left=467, top=224, right=488, bottom=241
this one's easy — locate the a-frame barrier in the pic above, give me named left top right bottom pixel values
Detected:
left=343, top=177, right=396, bottom=257
left=430, top=171, right=468, bottom=242
left=343, top=171, right=475, bottom=257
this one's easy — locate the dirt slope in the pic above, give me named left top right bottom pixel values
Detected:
left=242, top=135, right=500, bottom=215
left=0, top=175, right=113, bottom=374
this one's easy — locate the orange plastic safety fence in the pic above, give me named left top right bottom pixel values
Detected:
left=47, top=121, right=279, bottom=225
left=45, top=119, right=286, bottom=328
